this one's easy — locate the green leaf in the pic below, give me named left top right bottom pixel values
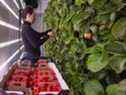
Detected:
left=86, top=44, right=109, bottom=72
left=95, top=14, right=110, bottom=25
left=110, top=12, right=116, bottom=22
left=119, top=79, right=126, bottom=92
left=106, top=84, right=125, bottom=95
left=111, top=0, right=123, bottom=5
left=105, top=41, right=126, bottom=55
left=75, top=0, right=86, bottom=6
left=84, top=80, right=105, bottom=95
left=88, top=0, right=107, bottom=9
left=72, top=10, right=91, bottom=24
left=109, top=55, right=126, bottom=74
left=111, top=0, right=124, bottom=11
left=111, top=18, right=126, bottom=41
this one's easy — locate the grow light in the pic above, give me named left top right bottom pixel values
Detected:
left=0, top=20, right=19, bottom=31
left=13, top=0, right=19, bottom=9
left=0, top=45, right=24, bottom=81
left=0, top=45, right=24, bottom=69
left=20, top=0, right=25, bottom=9
left=0, top=0, right=19, bottom=19
left=0, top=39, right=22, bottom=48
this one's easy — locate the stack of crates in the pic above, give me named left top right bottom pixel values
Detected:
left=0, top=58, right=69, bottom=95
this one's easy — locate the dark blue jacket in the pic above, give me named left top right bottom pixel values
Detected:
left=22, top=21, right=50, bottom=57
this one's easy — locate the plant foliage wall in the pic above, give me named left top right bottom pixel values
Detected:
left=44, top=0, right=126, bottom=94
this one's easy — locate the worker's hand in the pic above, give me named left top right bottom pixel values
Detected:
left=47, top=31, right=54, bottom=37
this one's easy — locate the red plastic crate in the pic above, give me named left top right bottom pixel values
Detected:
left=3, top=59, right=69, bottom=95
left=7, top=80, right=27, bottom=87
left=13, top=69, right=31, bottom=76
left=33, top=86, right=41, bottom=95
left=11, top=75, right=28, bottom=82
left=34, top=68, right=55, bottom=76
left=37, top=81, right=61, bottom=92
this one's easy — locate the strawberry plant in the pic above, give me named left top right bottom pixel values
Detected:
left=44, top=0, right=126, bottom=94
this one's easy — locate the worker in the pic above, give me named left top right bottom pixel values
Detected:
left=20, top=6, right=53, bottom=64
